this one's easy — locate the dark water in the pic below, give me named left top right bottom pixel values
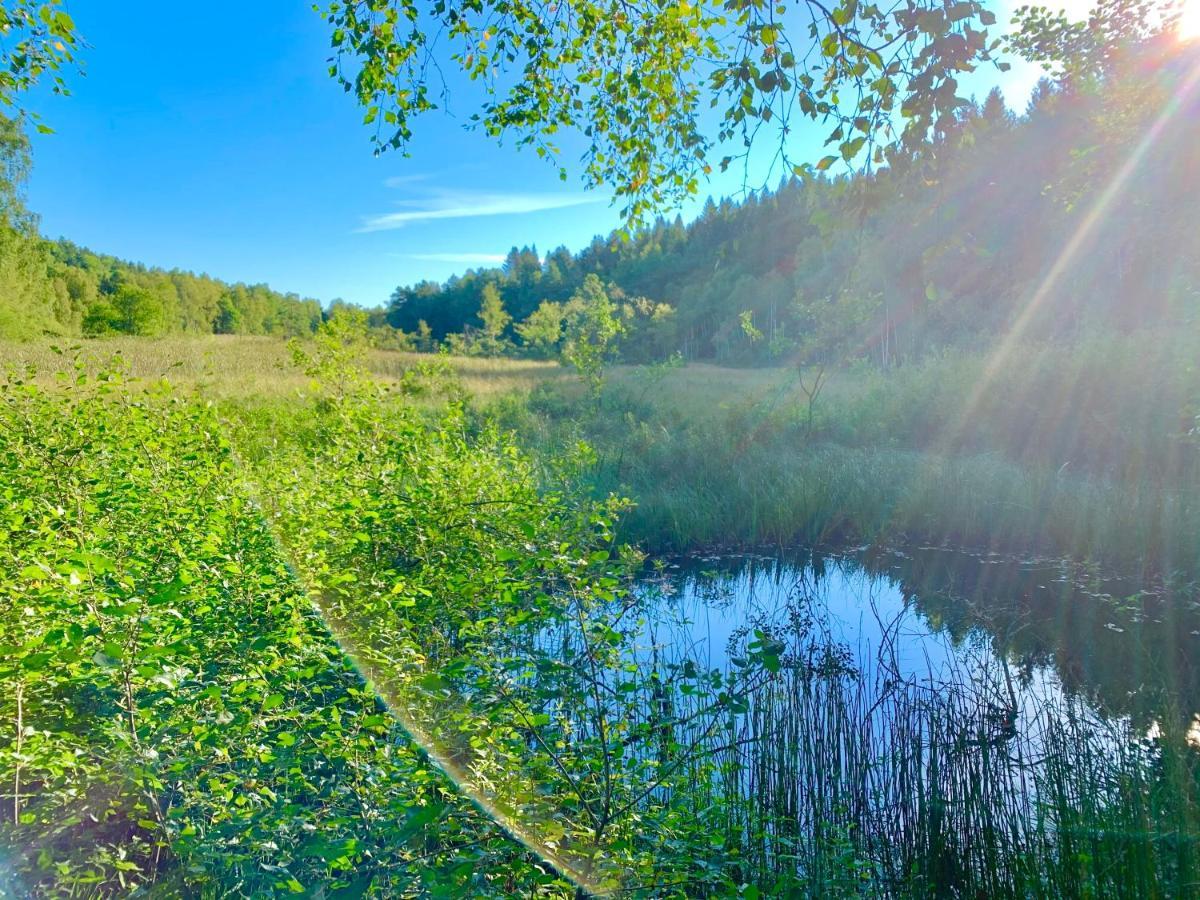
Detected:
left=635, top=545, right=1200, bottom=735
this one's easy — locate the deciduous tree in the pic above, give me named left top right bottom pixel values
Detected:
left=320, top=0, right=1007, bottom=223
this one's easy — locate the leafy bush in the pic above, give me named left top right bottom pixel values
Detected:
left=0, top=355, right=569, bottom=895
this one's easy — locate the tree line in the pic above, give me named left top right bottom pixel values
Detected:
left=385, top=35, right=1200, bottom=367
left=0, top=235, right=325, bottom=340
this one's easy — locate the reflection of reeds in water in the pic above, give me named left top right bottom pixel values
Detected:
left=690, top=618, right=1200, bottom=897
left=506, top=560, right=1200, bottom=895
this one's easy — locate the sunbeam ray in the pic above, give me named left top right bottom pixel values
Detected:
left=936, top=53, right=1200, bottom=454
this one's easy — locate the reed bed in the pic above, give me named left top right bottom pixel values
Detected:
left=598, top=580, right=1200, bottom=897
left=605, top=438, right=1200, bottom=579
left=714, top=666, right=1200, bottom=896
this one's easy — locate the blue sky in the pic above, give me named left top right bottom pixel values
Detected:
left=25, top=1, right=1049, bottom=308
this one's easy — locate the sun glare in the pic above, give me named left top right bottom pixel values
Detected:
left=1179, top=0, right=1200, bottom=41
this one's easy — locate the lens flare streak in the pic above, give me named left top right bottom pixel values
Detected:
left=938, top=55, right=1200, bottom=453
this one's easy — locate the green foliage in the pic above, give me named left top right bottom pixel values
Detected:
left=212, top=290, right=243, bottom=334
left=0, top=114, right=33, bottom=230
left=2, top=5, right=1197, bottom=893
left=5, top=328, right=1200, bottom=896
left=320, top=0, right=1003, bottom=223
left=384, top=28, right=1200, bottom=369
left=0, top=353, right=590, bottom=895
left=0, top=114, right=73, bottom=339
left=739, top=310, right=764, bottom=344
left=515, top=299, right=565, bottom=359
left=448, top=282, right=513, bottom=357
left=0, top=339, right=774, bottom=896
left=616, top=295, right=676, bottom=362
left=1008, top=0, right=1173, bottom=82
left=0, top=0, right=81, bottom=125
left=561, top=274, right=624, bottom=398
left=478, top=282, right=510, bottom=340
left=0, top=227, right=60, bottom=339
left=414, top=318, right=433, bottom=352
left=82, top=284, right=167, bottom=336
left=251, top=332, right=801, bottom=893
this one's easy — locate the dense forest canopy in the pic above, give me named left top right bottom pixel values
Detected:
left=385, top=33, right=1200, bottom=366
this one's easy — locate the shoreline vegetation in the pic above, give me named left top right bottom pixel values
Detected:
left=3, top=329, right=1197, bottom=583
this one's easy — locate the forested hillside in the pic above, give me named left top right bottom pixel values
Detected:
left=386, top=39, right=1200, bottom=365
left=7, top=39, right=1195, bottom=358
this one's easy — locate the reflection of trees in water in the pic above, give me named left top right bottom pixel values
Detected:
left=648, top=550, right=1200, bottom=896
left=664, top=546, right=1200, bottom=728
left=870, top=546, right=1200, bottom=728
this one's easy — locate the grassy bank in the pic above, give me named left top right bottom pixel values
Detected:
left=7, top=331, right=1194, bottom=579
left=607, top=441, right=1200, bottom=572
left=506, top=326, right=1200, bottom=579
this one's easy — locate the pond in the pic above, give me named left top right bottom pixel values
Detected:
left=615, top=546, right=1200, bottom=893
left=348, top=540, right=1200, bottom=895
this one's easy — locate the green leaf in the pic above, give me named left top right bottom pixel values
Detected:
left=418, top=673, right=449, bottom=692
left=22, top=652, right=52, bottom=671
left=329, top=874, right=374, bottom=899
left=72, top=552, right=116, bottom=573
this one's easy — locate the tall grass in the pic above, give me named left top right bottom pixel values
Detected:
left=595, top=324, right=1200, bottom=486
left=589, top=435, right=1200, bottom=579
left=627, top=579, right=1200, bottom=897
left=717, top=663, right=1200, bottom=897
left=0, top=335, right=565, bottom=399
left=498, top=324, right=1200, bottom=580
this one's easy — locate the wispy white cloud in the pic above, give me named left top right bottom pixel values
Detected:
left=383, top=173, right=434, bottom=189
left=401, top=252, right=509, bottom=265
left=359, top=188, right=599, bottom=232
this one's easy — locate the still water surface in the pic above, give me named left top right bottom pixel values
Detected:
left=636, top=546, right=1200, bottom=733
